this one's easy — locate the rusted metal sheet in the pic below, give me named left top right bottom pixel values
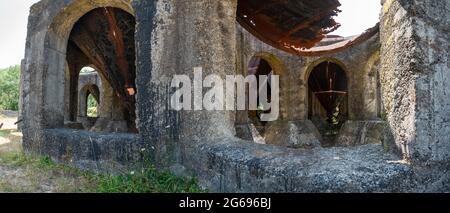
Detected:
left=238, top=0, right=379, bottom=56
left=237, top=0, right=342, bottom=52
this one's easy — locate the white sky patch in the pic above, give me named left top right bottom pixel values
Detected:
left=332, top=0, right=382, bottom=37
left=0, top=0, right=39, bottom=69
left=0, top=0, right=381, bottom=68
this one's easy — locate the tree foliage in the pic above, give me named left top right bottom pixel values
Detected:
left=0, top=65, right=20, bottom=111
left=87, top=94, right=98, bottom=117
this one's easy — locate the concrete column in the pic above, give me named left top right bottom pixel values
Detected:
left=135, top=0, right=238, bottom=143
left=380, top=0, right=450, bottom=164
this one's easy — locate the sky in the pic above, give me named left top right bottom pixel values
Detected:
left=333, top=0, right=382, bottom=37
left=0, top=0, right=39, bottom=69
left=0, top=0, right=381, bottom=69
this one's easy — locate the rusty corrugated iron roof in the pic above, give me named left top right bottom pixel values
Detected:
left=237, top=0, right=342, bottom=53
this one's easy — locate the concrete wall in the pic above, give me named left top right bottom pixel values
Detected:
left=236, top=23, right=384, bottom=148
left=380, top=0, right=450, bottom=166
left=237, top=25, right=382, bottom=122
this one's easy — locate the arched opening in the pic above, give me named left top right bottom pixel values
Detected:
left=308, top=61, right=348, bottom=146
left=65, top=7, right=137, bottom=133
left=244, top=56, right=276, bottom=143
left=75, top=67, right=101, bottom=131
left=248, top=57, right=273, bottom=127
left=236, top=53, right=287, bottom=142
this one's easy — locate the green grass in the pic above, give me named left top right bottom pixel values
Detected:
left=0, top=129, right=204, bottom=193
left=94, top=167, right=203, bottom=193
left=0, top=151, right=203, bottom=193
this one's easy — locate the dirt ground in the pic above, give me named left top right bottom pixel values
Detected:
left=0, top=111, right=95, bottom=193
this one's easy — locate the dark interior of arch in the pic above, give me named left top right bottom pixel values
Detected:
left=66, top=7, right=137, bottom=132
left=308, top=61, right=347, bottom=124
left=237, top=0, right=341, bottom=53
left=248, top=58, right=273, bottom=126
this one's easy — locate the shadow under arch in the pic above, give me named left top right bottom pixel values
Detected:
left=248, top=52, right=289, bottom=121
left=304, top=58, right=350, bottom=146
left=236, top=52, right=290, bottom=142
left=304, top=57, right=350, bottom=83
left=304, top=57, right=350, bottom=118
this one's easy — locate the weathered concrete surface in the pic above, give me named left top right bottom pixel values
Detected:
left=181, top=139, right=414, bottom=192
left=41, top=129, right=142, bottom=173
left=133, top=0, right=239, bottom=168
left=380, top=0, right=450, bottom=165
left=379, top=0, right=450, bottom=191
left=263, top=120, right=322, bottom=149
left=36, top=129, right=416, bottom=192
left=335, top=121, right=394, bottom=148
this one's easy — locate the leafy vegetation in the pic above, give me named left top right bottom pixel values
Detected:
left=87, top=94, right=98, bottom=117
left=0, top=65, right=20, bottom=111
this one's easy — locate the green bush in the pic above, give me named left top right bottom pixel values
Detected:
left=0, top=65, right=20, bottom=111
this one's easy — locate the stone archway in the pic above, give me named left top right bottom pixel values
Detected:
left=66, top=7, right=137, bottom=132
left=249, top=52, right=289, bottom=120
left=305, top=58, right=349, bottom=147
left=77, top=83, right=100, bottom=130
left=39, top=1, right=137, bottom=133
left=79, top=84, right=100, bottom=118
left=39, top=0, right=135, bottom=130
left=235, top=52, right=288, bottom=142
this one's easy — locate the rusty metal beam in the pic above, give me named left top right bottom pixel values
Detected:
left=278, top=3, right=341, bottom=43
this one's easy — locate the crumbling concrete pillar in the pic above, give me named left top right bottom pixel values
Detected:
left=380, top=0, right=450, bottom=165
left=134, top=0, right=238, bottom=163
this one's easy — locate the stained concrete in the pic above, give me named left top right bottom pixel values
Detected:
left=381, top=0, right=450, bottom=166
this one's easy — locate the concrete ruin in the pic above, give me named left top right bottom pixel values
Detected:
left=20, top=0, right=449, bottom=192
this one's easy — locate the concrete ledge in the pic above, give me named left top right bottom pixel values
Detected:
left=41, top=128, right=142, bottom=173
left=264, top=120, right=322, bottom=149
left=336, top=120, right=394, bottom=147
left=34, top=128, right=415, bottom=192
left=180, top=138, right=414, bottom=192
left=30, top=128, right=448, bottom=192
